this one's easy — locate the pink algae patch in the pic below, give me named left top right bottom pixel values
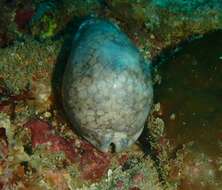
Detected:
left=79, top=142, right=111, bottom=181
left=24, top=119, right=111, bottom=181
left=24, top=119, right=78, bottom=162
left=15, top=9, right=34, bottom=29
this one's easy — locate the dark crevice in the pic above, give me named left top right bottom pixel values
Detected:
left=138, top=120, right=166, bottom=185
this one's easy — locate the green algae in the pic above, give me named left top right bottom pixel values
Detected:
left=30, top=0, right=101, bottom=39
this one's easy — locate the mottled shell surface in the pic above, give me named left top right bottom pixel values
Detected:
left=62, top=18, right=153, bottom=152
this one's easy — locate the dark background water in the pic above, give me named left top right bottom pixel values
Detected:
left=155, top=30, right=222, bottom=158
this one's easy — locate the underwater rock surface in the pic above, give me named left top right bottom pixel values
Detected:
left=62, top=18, right=153, bottom=152
left=152, top=0, right=222, bottom=13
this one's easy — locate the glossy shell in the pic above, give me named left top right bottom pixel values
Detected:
left=62, top=18, right=153, bottom=152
